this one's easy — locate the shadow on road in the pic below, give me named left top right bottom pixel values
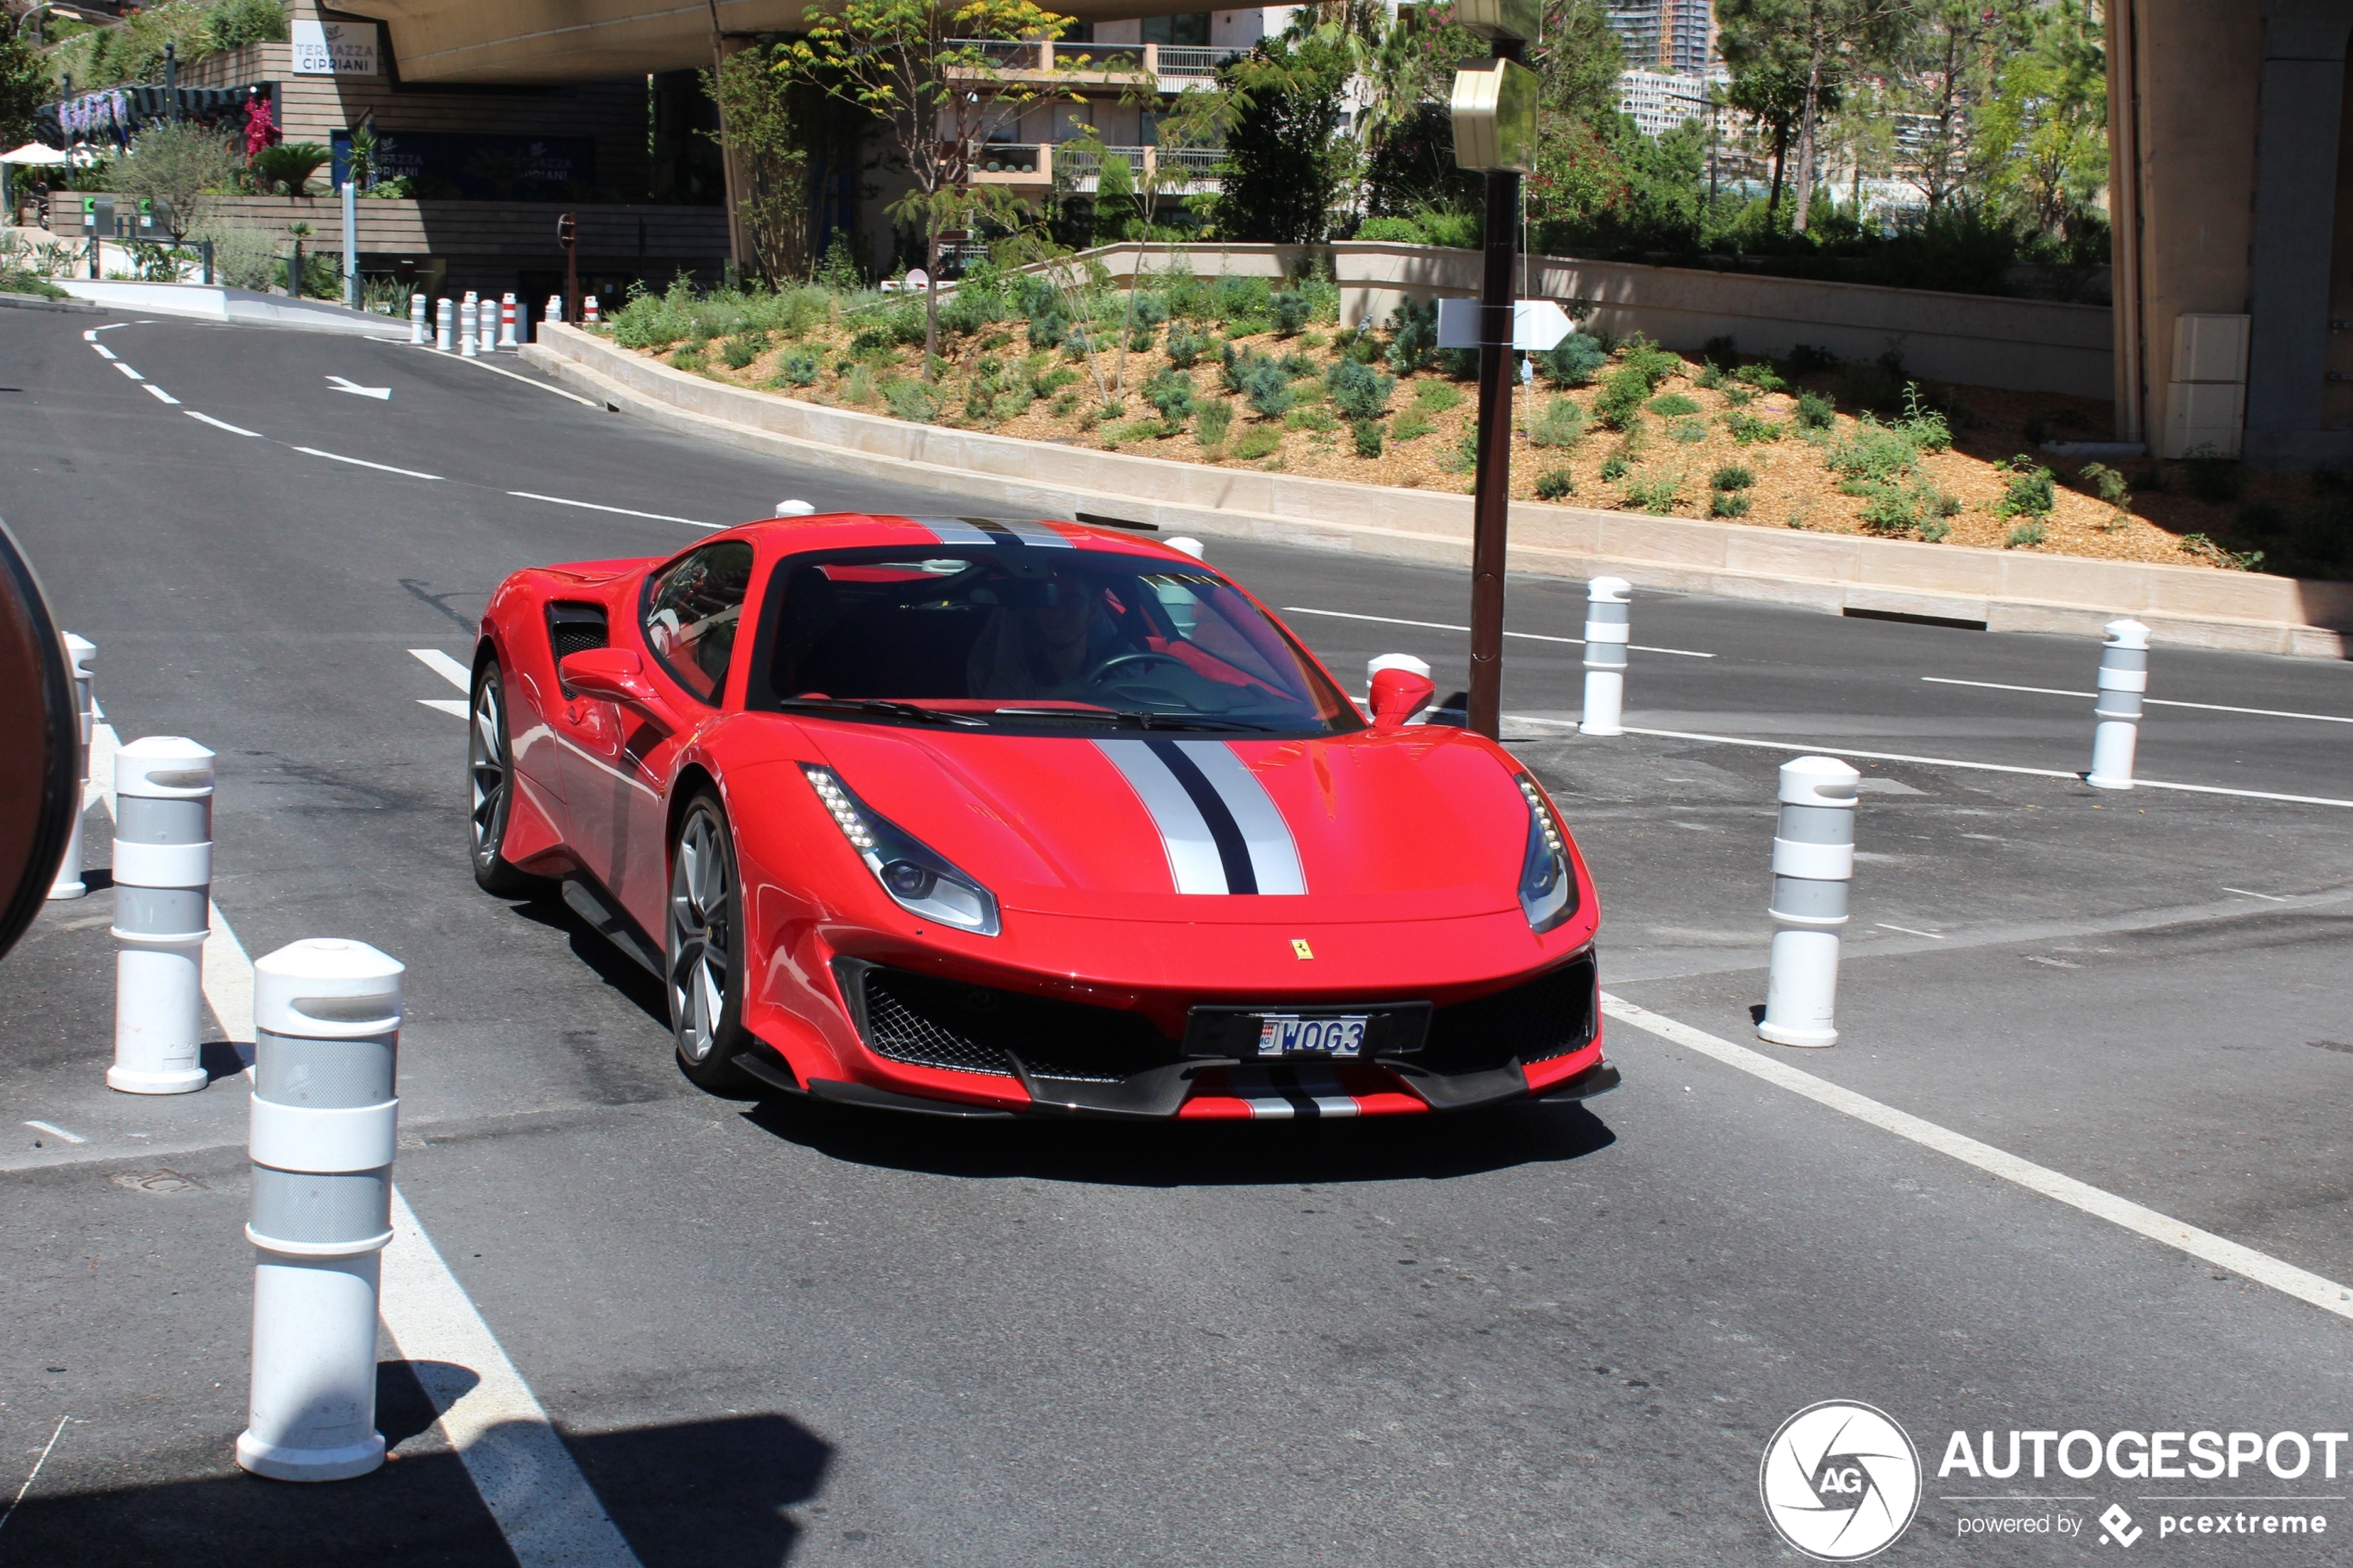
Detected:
left=743, top=1096, right=1617, bottom=1186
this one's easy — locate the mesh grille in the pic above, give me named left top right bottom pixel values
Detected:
left=857, top=968, right=1178, bottom=1081
left=1420, top=956, right=1597, bottom=1076
left=547, top=603, right=609, bottom=666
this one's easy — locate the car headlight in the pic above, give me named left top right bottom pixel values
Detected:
left=1515, top=773, right=1579, bottom=934
left=801, top=764, right=1001, bottom=935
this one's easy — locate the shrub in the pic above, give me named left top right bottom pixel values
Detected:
left=2179, top=533, right=2265, bottom=571
left=1387, top=297, right=1439, bottom=373
left=773, top=348, right=821, bottom=386
left=1733, top=360, right=1787, bottom=393
left=1440, top=434, right=1478, bottom=473
left=882, top=379, right=941, bottom=422
left=720, top=332, right=765, bottom=370
left=669, top=344, right=707, bottom=371
left=2005, top=520, right=2047, bottom=548
left=1529, top=396, right=1586, bottom=449
left=1270, top=290, right=1310, bottom=335
left=1327, top=358, right=1396, bottom=420
left=1390, top=410, right=1435, bottom=442
left=2079, top=462, right=2131, bottom=506
left=845, top=364, right=877, bottom=404
left=1624, top=475, right=1681, bottom=514
left=1650, top=392, right=1701, bottom=418
left=1144, top=368, right=1196, bottom=424
left=1106, top=419, right=1168, bottom=445
left=1414, top=380, right=1466, bottom=413
left=1028, top=310, right=1068, bottom=351
left=250, top=142, right=331, bottom=196
left=1724, top=411, right=1783, bottom=445
left=1284, top=405, right=1338, bottom=433
left=1195, top=398, right=1234, bottom=447
left=1235, top=426, right=1283, bottom=460
left=1227, top=350, right=1294, bottom=419
left=1538, top=333, right=1608, bottom=388
left=1032, top=365, right=1079, bottom=400
left=1896, top=384, right=1953, bottom=453
left=1212, top=273, right=1273, bottom=326
left=1354, top=215, right=1426, bottom=242
left=1353, top=420, right=1384, bottom=458
left=1127, top=320, right=1159, bottom=352
left=1619, top=337, right=1682, bottom=390
left=1711, top=464, right=1755, bottom=491
left=1828, top=419, right=1922, bottom=483
left=1051, top=390, right=1081, bottom=417
left=1592, top=366, right=1651, bottom=431
left=2184, top=453, right=2246, bottom=502
left=1437, top=346, right=1480, bottom=380
left=1796, top=391, right=1835, bottom=430
left=1694, top=362, right=1726, bottom=391
left=1994, top=457, right=2057, bottom=519
left=1164, top=324, right=1211, bottom=369
left=1710, top=491, right=1751, bottom=518
left=1670, top=420, right=1707, bottom=444
left=1600, top=452, right=1631, bottom=483
left=1277, top=350, right=1319, bottom=379
left=1535, top=469, right=1575, bottom=501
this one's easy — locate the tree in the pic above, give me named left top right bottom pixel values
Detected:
left=1718, top=0, right=1906, bottom=232
left=1535, top=0, right=1624, bottom=124
left=1974, top=0, right=2107, bottom=243
left=1720, top=49, right=1815, bottom=224
left=782, top=0, right=1081, bottom=367
left=708, top=44, right=839, bottom=282
left=0, top=22, right=44, bottom=152
left=1884, top=0, right=2008, bottom=213
left=1209, top=23, right=1353, bottom=244
left=113, top=120, right=240, bottom=240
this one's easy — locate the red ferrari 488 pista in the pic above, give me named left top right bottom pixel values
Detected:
left=467, top=513, right=1616, bottom=1120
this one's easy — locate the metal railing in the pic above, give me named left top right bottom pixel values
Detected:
left=940, top=40, right=1239, bottom=78
left=1155, top=45, right=1240, bottom=77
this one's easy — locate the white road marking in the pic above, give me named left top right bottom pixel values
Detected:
left=23, top=1120, right=86, bottom=1143
left=381, top=1188, right=645, bottom=1567
left=409, top=647, right=474, bottom=692
left=326, top=374, right=392, bottom=399
left=419, top=697, right=470, bottom=718
left=387, top=341, right=603, bottom=408
left=2221, top=886, right=2290, bottom=902
left=1282, top=604, right=1715, bottom=658
left=507, top=490, right=714, bottom=527
left=143, top=383, right=181, bottom=406
left=1874, top=922, right=1943, bottom=939
left=0, top=1414, right=74, bottom=1538
left=185, top=411, right=263, bottom=437
left=113, top=361, right=145, bottom=382
left=294, top=446, right=445, bottom=481
left=1599, top=993, right=2353, bottom=1323
left=91, top=344, right=117, bottom=359
left=1514, top=719, right=2353, bottom=809
left=81, top=329, right=96, bottom=342
left=1923, top=675, right=2353, bottom=725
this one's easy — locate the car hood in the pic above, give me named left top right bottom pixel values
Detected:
left=796, top=723, right=1535, bottom=922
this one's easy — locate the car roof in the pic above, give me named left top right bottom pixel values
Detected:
left=714, top=512, right=1206, bottom=562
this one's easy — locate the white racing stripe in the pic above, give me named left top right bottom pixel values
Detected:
left=294, top=445, right=445, bottom=481
left=1282, top=605, right=1715, bottom=658
left=381, top=1188, right=644, bottom=1567
left=1173, top=740, right=1305, bottom=895
left=507, top=491, right=715, bottom=528
left=1600, top=993, right=2353, bottom=1323
left=1095, top=739, right=1227, bottom=893
left=1923, top=675, right=2353, bottom=725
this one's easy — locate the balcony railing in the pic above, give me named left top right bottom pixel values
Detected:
left=944, top=40, right=1242, bottom=82
left=967, top=144, right=1224, bottom=189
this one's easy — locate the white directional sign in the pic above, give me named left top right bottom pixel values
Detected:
left=325, top=375, right=391, bottom=400
left=1436, top=297, right=1577, bottom=352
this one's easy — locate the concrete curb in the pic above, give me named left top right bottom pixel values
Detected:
left=51, top=281, right=410, bottom=337
left=0, top=290, right=103, bottom=313
left=522, top=325, right=2352, bottom=659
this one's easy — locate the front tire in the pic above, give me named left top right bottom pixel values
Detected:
left=470, top=660, right=547, bottom=897
left=668, top=791, right=752, bottom=1092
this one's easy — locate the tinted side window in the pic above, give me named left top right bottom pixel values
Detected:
left=642, top=542, right=754, bottom=704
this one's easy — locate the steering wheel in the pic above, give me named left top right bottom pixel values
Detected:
left=1089, top=651, right=1191, bottom=685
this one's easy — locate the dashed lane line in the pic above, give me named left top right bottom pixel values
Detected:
left=1924, top=675, right=2353, bottom=725
left=1600, top=994, right=2353, bottom=1324
left=1513, top=717, right=2353, bottom=809
left=91, top=344, right=117, bottom=360
left=1282, top=604, right=1715, bottom=658
left=292, top=445, right=446, bottom=481
left=0, top=1415, right=76, bottom=1539
left=143, top=383, right=181, bottom=406
left=111, top=361, right=144, bottom=382
left=381, top=1189, right=646, bottom=1567
left=409, top=647, right=474, bottom=691
left=185, top=411, right=263, bottom=437
left=507, top=490, right=716, bottom=527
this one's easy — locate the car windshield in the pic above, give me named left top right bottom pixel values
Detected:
left=750, top=546, right=1360, bottom=734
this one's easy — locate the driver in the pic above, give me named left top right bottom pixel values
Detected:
left=965, top=567, right=1126, bottom=699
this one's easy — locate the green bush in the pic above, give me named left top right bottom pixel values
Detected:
left=720, top=332, right=765, bottom=370
left=1592, top=366, right=1651, bottom=431
left=1535, top=469, right=1575, bottom=501
left=1028, top=310, right=1068, bottom=351
left=1195, top=398, right=1233, bottom=447
left=1796, top=391, right=1836, bottom=430
left=1212, top=273, right=1273, bottom=326
left=1414, top=380, right=1466, bottom=413
left=1235, top=356, right=1294, bottom=420
left=1994, top=457, right=2057, bottom=519
left=669, top=344, right=707, bottom=371
left=1354, top=215, right=1425, bottom=242
left=1529, top=396, right=1586, bottom=449
left=1600, top=453, right=1631, bottom=483
left=1694, top=362, right=1726, bottom=391
left=1164, top=324, right=1211, bottom=368
left=1670, top=419, right=1707, bottom=444
left=1144, top=367, right=1196, bottom=424
left=1828, top=419, right=1921, bottom=483
left=1327, top=358, right=1396, bottom=420
left=882, top=379, right=941, bottom=422
left=1649, top=392, right=1700, bottom=418
left=1711, top=464, right=1755, bottom=491
left=1721, top=411, right=1780, bottom=445
left=1284, top=405, right=1337, bottom=433
left=1623, top=475, right=1682, bottom=515
left=1235, top=426, right=1283, bottom=460
left=2079, top=462, right=2131, bottom=505
left=1106, top=419, right=1169, bottom=445
left=774, top=348, right=822, bottom=386
left=1619, top=338, right=1683, bottom=390
left=1390, top=410, right=1434, bottom=442
left=2005, top=520, right=2047, bottom=548
left=1386, top=297, right=1439, bottom=374
left=1710, top=491, right=1751, bottom=518
left=1277, top=350, right=1319, bottom=380
left=1733, top=361, right=1787, bottom=393
left=1126, top=320, right=1158, bottom=353
left=1538, top=333, right=1608, bottom=388
left=1353, top=420, right=1384, bottom=458
left=845, top=364, right=877, bottom=404
left=1270, top=290, right=1310, bottom=335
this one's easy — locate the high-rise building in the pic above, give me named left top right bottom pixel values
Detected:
left=1605, top=0, right=1665, bottom=69
left=1606, top=0, right=1712, bottom=75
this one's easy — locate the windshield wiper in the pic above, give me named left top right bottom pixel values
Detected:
left=774, top=697, right=988, bottom=727
left=989, top=707, right=1278, bottom=733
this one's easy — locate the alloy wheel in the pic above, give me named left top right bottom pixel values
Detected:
left=669, top=807, right=732, bottom=1064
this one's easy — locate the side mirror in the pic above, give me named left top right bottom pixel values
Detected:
left=560, top=647, right=661, bottom=709
left=1369, top=667, right=1437, bottom=729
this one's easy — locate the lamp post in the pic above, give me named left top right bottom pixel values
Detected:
left=1449, top=0, right=1540, bottom=741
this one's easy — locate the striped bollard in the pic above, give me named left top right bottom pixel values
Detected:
left=1757, top=756, right=1860, bottom=1048
left=48, top=633, right=95, bottom=900
left=459, top=297, right=478, bottom=358
left=434, top=298, right=453, bottom=353
left=497, top=293, right=518, bottom=349
left=236, top=939, right=404, bottom=1483
left=407, top=293, right=426, bottom=345
left=107, top=736, right=214, bottom=1095
left=583, top=293, right=599, bottom=326
left=2085, top=619, right=2150, bottom=790
left=1579, top=576, right=1630, bottom=736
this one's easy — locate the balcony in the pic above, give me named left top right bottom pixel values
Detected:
left=944, top=40, right=1241, bottom=90
left=968, top=144, right=1224, bottom=193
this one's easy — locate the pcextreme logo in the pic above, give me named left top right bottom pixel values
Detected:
left=1760, top=1400, right=1924, bottom=1562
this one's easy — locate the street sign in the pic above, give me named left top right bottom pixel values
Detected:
left=1436, top=298, right=1577, bottom=352
left=905, top=269, right=930, bottom=293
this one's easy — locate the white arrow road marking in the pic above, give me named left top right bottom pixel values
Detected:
left=326, top=374, right=393, bottom=399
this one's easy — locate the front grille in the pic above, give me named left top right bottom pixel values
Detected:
left=1419, top=955, right=1597, bottom=1076
left=855, top=966, right=1181, bottom=1081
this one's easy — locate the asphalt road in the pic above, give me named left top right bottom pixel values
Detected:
left=3, top=308, right=2351, bottom=1567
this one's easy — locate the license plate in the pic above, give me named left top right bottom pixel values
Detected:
left=1253, top=1014, right=1367, bottom=1058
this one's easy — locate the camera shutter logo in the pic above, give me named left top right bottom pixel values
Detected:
left=1759, top=1400, right=1922, bottom=1561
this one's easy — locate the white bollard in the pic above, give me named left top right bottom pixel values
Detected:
left=499, top=293, right=520, bottom=348
left=48, top=633, right=95, bottom=900
left=1757, top=756, right=1860, bottom=1048
left=1579, top=576, right=1631, bottom=736
left=1165, top=536, right=1205, bottom=559
left=1367, top=652, right=1431, bottom=688
left=408, top=293, right=426, bottom=346
left=235, top=938, right=405, bottom=1484
left=459, top=296, right=478, bottom=358
left=108, top=736, right=215, bottom=1094
left=434, top=298, right=453, bottom=353
left=546, top=292, right=564, bottom=327
left=2086, top=618, right=2150, bottom=790
left=774, top=499, right=815, bottom=517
